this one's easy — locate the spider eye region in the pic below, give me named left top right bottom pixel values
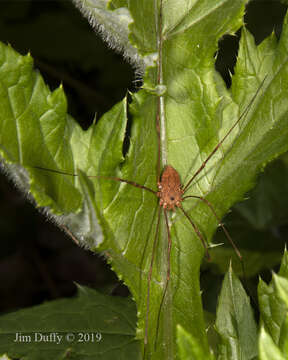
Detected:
left=170, top=196, right=175, bottom=201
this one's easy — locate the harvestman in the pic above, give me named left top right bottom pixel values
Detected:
left=34, top=76, right=265, bottom=356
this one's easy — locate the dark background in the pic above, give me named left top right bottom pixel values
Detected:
left=0, top=0, right=287, bottom=317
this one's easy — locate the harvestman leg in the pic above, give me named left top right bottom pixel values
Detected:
left=179, top=206, right=211, bottom=260
left=34, top=166, right=161, bottom=353
left=145, top=205, right=162, bottom=347
left=153, top=208, right=172, bottom=350
left=183, top=195, right=246, bottom=280
left=33, top=166, right=157, bottom=195
left=182, top=76, right=267, bottom=194
left=183, top=195, right=242, bottom=260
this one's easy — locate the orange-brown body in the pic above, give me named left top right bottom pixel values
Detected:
left=157, top=165, right=183, bottom=210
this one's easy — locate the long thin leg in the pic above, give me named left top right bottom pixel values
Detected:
left=183, top=76, right=267, bottom=193
left=61, top=224, right=79, bottom=245
left=179, top=206, right=210, bottom=260
left=33, top=165, right=157, bottom=195
left=183, top=195, right=247, bottom=282
left=154, top=208, right=172, bottom=350
left=144, top=205, right=162, bottom=357
left=183, top=195, right=242, bottom=260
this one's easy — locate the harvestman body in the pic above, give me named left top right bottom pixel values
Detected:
left=157, top=165, right=182, bottom=210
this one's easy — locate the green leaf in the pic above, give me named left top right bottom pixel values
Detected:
left=215, top=266, right=258, bottom=360
left=273, top=274, right=288, bottom=309
left=258, top=277, right=287, bottom=345
left=278, top=316, right=288, bottom=360
left=279, top=247, right=288, bottom=278
left=1, top=1, right=288, bottom=359
left=0, top=355, right=11, bottom=360
left=258, top=251, right=288, bottom=356
left=176, top=325, right=214, bottom=360
left=259, top=327, right=286, bottom=360
left=0, top=285, right=140, bottom=360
